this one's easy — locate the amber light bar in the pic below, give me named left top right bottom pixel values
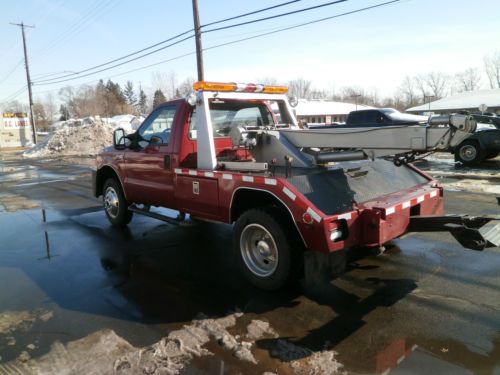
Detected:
left=193, top=81, right=288, bottom=94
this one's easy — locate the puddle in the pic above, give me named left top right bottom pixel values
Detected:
left=0, top=154, right=499, bottom=374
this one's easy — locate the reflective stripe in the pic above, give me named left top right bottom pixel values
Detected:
left=402, top=201, right=411, bottom=209
left=386, top=206, right=396, bottom=215
left=222, top=174, right=233, bottom=180
left=417, top=195, right=425, bottom=203
left=264, top=178, right=277, bottom=185
left=306, top=207, right=321, bottom=223
left=174, top=168, right=182, bottom=174
left=282, top=186, right=296, bottom=201
left=188, top=170, right=197, bottom=176
left=242, top=176, right=254, bottom=182
left=430, top=190, right=438, bottom=198
left=205, top=172, right=214, bottom=177
left=337, top=212, right=352, bottom=221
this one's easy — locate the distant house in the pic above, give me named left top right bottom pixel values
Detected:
left=293, top=100, right=373, bottom=124
left=407, top=89, right=500, bottom=115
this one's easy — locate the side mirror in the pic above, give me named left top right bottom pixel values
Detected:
left=113, top=128, right=126, bottom=150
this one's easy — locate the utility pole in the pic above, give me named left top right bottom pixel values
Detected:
left=424, top=95, right=435, bottom=117
left=10, top=21, right=37, bottom=144
left=192, top=0, right=204, bottom=81
left=350, top=94, right=361, bottom=111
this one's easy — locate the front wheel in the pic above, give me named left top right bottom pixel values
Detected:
left=103, top=178, right=133, bottom=226
left=455, top=141, right=485, bottom=166
left=233, top=207, right=303, bottom=290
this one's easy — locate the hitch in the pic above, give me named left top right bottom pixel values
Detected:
left=408, top=215, right=500, bottom=251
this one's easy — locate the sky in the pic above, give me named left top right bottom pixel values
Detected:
left=1, top=0, right=499, bottom=105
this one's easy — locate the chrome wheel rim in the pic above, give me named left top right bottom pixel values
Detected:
left=459, top=145, right=477, bottom=161
left=104, top=186, right=120, bottom=218
left=240, top=224, right=278, bottom=277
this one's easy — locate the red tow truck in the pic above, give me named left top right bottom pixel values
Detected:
left=93, top=81, right=500, bottom=290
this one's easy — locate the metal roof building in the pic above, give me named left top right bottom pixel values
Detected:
left=407, top=89, right=500, bottom=114
left=293, top=100, right=373, bottom=124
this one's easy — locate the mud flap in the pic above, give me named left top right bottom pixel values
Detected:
left=408, top=216, right=500, bottom=251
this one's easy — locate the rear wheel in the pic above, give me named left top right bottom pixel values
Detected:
left=233, top=207, right=303, bottom=290
left=103, top=178, right=133, bottom=226
left=455, top=140, right=485, bottom=166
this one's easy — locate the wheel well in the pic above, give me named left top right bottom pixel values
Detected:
left=231, top=189, right=285, bottom=222
left=95, top=166, right=121, bottom=198
left=231, top=188, right=307, bottom=249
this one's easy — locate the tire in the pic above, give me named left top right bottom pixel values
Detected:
left=233, top=207, right=303, bottom=290
left=103, top=178, right=133, bottom=226
left=485, top=151, right=499, bottom=160
left=454, top=140, right=485, bottom=166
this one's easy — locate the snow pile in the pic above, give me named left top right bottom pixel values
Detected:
left=0, top=312, right=344, bottom=375
left=23, top=117, right=114, bottom=158
left=109, top=114, right=144, bottom=134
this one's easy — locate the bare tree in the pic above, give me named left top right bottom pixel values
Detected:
left=175, top=77, right=195, bottom=98
left=43, top=93, right=57, bottom=124
left=425, top=72, right=449, bottom=98
left=33, top=101, right=48, bottom=131
left=414, top=74, right=428, bottom=102
left=288, top=78, right=312, bottom=99
left=399, top=76, right=418, bottom=107
left=58, top=86, right=77, bottom=117
left=255, top=76, right=278, bottom=85
left=151, top=71, right=178, bottom=99
left=484, top=51, right=500, bottom=88
left=340, top=86, right=368, bottom=105
left=455, top=68, right=481, bottom=92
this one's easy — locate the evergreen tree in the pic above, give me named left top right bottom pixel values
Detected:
left=124, top=80, right=136, bottom=105
left=152, top=89, right=166, bottom=108
left=59, top=104, right=69, bottom=120
left=138, top=87, right=147, bottom=114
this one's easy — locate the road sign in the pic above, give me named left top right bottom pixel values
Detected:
left=478, top=103, right=488, bottom=113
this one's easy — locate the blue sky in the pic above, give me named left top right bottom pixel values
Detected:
left=1, top=0, right=499, bottom=104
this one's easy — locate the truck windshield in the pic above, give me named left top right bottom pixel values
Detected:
left=189, top=100, right=275, bottom=139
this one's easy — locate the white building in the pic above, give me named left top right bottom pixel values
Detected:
left=293, top=100, right=373, bottom=124
left=407, top=89, right=500, bottom=115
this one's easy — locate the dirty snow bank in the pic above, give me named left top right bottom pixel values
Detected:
left=1, top=312, right=343, bottom=375
left=23, top=118, right=114, bottom=158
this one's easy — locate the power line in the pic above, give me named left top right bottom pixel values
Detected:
left=202, top=0, right=347, bottom=34
left=33, top=34, right=195, bottom=86
left=31, top=0, right=305, bottom=84
left=201, top=0, right=303, bottom=28
left=34, top=29, right=194, bottom=83
left=1, top=86, right=28, bottom=103
left=0, top=60, right=24, bottom=85
left=204, top=0, right=401, bottom=50
left=33, top=0, right=117, bottom=62
left=32, top=0, right=402, bottom=94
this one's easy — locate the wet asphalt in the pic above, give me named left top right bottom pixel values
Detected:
left=0, top=152, right=499, bottom=374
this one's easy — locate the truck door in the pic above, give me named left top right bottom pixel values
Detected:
left=124, top=105, right=177, bottom=207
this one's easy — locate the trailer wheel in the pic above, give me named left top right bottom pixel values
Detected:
left=455, top=140, right=485, bottom=166
left=234, top=207, right=302, bottom=290
left=103, top=178, right=133, bottom=226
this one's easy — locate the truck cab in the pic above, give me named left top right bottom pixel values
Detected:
left=93, top=81, right=499, bottom=290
